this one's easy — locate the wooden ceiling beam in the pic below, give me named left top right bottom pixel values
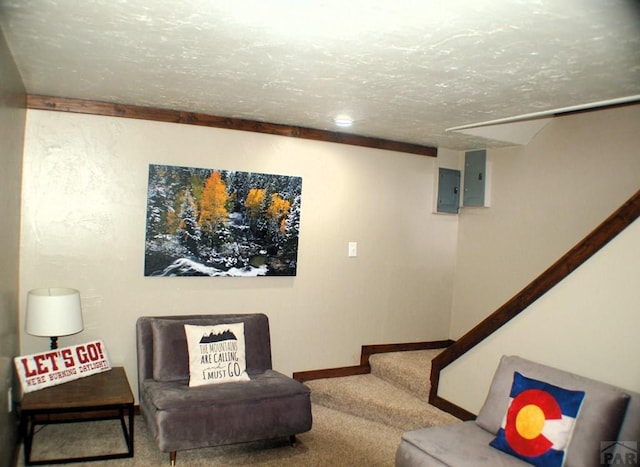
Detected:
left=27, top=95, right=438, bottom=157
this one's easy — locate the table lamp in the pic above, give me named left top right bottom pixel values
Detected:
left=25, top=288, right=84, bottom=350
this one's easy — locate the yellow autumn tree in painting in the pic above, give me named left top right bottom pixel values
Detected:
left=198, top=171, right=229, bottom=232
left=244, top=188, right=265, bottom=219
left=266, top=193, right=291, bottom=233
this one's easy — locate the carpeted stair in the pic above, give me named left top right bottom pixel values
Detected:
left=305, top=349, right=459, bottom=431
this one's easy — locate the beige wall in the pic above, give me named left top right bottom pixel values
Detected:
left=442, top=105, right=640, bottom=413
left=441, top=217, right=640, bottom=413
left=0, top=29, right=26, bottom=463
left=450, top=105, right=640, bottom=337
left=19, top=110, right=458, bottom=400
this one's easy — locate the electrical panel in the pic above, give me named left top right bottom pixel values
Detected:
left=437, top=168, right=461, bottom=214
left=463, top=149, right=486, bottom=207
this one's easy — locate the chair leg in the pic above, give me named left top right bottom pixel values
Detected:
left=289, top=435, right=297, bottom=446
left=170, top=451, right=177, bottom=465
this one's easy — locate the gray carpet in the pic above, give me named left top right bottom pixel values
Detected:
left=18, top=350, right=458, bottom=466
left=21, top=405, right=404, bottom=466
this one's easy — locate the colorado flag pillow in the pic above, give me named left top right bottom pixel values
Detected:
left=490, top=372, right=585, bottom=467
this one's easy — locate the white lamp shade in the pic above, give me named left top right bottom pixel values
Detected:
left=25, top=288, right=84, bottom=337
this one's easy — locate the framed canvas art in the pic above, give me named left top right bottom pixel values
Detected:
left=144, top=164, right=302, bottom=277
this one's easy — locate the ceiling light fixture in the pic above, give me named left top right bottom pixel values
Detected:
left=333, top=115, right=354, bottom=127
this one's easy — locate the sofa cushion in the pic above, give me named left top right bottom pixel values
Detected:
left=140, top=369, right=312, bottom=452
left=141, top=369, right=309, bottom=410
left=398, top=421, right=531, bottom=466
left=150, top=318, right=190, bottom=381
left=489, top=372, right=585, bottom=467
left=184, top=323, right=250, bottom=386
left=476, top=355, right=630, bottom=467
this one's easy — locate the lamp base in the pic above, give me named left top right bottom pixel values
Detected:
left=50, top=336, right=58, bottom=350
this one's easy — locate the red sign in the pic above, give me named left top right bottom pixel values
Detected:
left=14, top=340, right=111, bottom=393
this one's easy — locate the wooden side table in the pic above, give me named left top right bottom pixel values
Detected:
left=19, top=366, right=134, bottom=465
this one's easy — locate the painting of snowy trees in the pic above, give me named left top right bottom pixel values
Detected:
left=145, top=164, right=302, bottom=277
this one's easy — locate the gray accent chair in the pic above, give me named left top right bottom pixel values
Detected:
left=396, top=355, right=640, bottom=466
left=137, top=314, right=312, bottom=465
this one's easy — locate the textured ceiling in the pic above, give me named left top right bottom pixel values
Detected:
left=1, top=0, right=639, bottom=150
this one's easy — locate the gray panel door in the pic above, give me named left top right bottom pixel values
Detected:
left=437, top=168, right=460, bottom=214
left=463, top=150, right=486, bottom=206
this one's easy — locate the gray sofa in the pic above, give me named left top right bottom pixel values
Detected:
left=136, top=314, right=312, bottom=465
left=397, top=355, right=640, bottom=466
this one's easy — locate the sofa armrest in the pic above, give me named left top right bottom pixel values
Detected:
left=136, top=317, right=155, bottom=393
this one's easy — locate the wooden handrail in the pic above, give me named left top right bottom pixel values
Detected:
left=429, top=188, right=640, bottom=419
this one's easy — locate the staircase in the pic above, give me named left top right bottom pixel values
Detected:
left=305, top=349, right=459, bottom=431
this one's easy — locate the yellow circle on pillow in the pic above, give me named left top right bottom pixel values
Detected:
left=515, top=404, right=545, bottom=439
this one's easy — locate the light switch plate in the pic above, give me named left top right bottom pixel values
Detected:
left=348, top=242, right=357, bottom=257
